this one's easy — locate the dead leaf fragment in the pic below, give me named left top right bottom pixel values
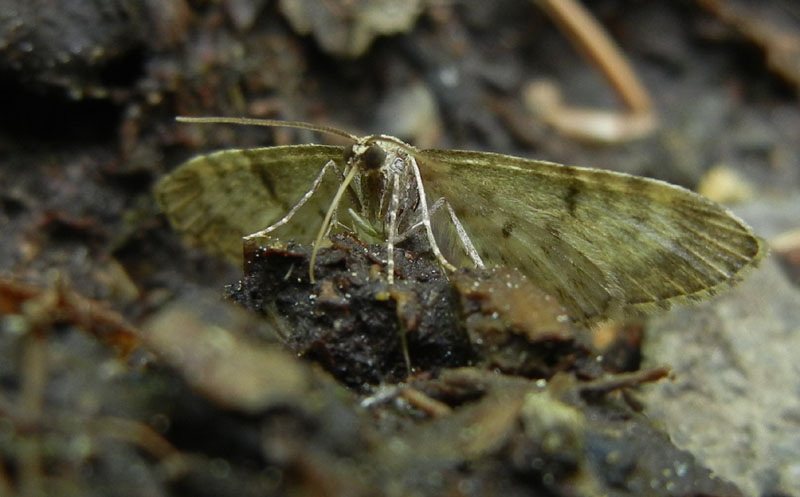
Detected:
left=278, top=0, right=423, bottom=57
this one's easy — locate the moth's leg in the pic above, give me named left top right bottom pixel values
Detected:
left=386, top=173, right=413, bottom=374
left=395, top=197, right=446, bottom=243
left=346, top=208, right=382, bottom=239
left=408, top=156, right=457, bottom=272
left=444, top=201, right=485, bottom=269
left=310, top=164, right=361, bottom=283
left=428, top=197, right=446, bottom=214
left=384, top=173, right=403, bottom=286
left=331, top=159, right=343, bottom=176
left=397, top=196, right=484, bottom=269
left=245, top=159, right=337, bottom=239
left=327, top=163, right=360, bottom=236
left=324, top=204, right=339, bottom=239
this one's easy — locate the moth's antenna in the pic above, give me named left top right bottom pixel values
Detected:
left=309, top=164, right=360, bottom=283
left=176, top=116, right=359, bottom=142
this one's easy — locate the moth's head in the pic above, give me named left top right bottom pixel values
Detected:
left=345, top=140, right=388, bottom=171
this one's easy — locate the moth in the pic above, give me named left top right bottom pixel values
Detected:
left=155, top=117, right=765, bottom=325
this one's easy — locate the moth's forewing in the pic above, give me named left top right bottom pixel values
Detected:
left=418, top=149, right=765, bottom=324
left=155, top=145, right=351, bottom=264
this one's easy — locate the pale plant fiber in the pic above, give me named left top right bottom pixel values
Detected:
left=155, top=118, right=765, bottom=325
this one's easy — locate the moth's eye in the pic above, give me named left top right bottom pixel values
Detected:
left=362, top=144, right=386, bottom=170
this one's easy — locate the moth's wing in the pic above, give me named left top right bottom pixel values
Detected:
left=419, top=149, right=765, bottom=324
left=155, top=145, right=349, bottom=264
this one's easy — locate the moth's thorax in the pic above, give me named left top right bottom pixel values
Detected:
left=346, top=137, right=421, bottom=234
left=348, top=135, right=415, bottom=171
